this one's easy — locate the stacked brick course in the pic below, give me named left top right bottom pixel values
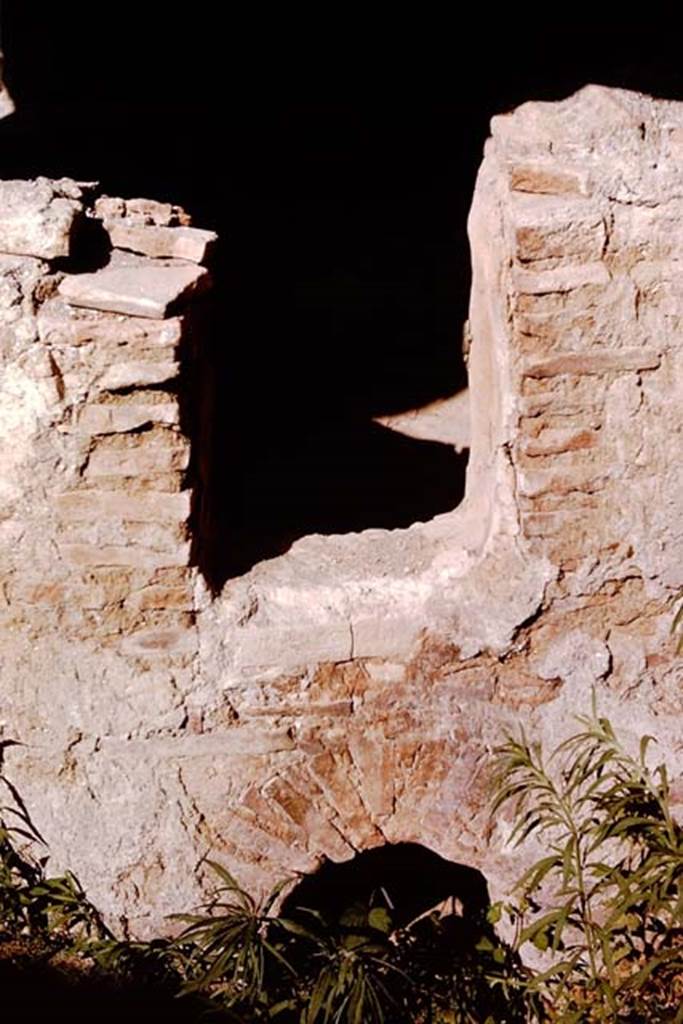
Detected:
left=0, top=180, right=211, bottom=656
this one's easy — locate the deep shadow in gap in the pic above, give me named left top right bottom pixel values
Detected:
left=196, top=185, right=472, bottom=588
left=280, top=842, right=489, bottom=930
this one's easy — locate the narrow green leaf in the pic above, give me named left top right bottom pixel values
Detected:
left=367, top=907, right=392, bottom=934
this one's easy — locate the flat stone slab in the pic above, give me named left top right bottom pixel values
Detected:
left=58, top=256, right=211, bottom=319
left=0, top=177, right=85, bottom=259
left=105, top=220, right=217, bottom=264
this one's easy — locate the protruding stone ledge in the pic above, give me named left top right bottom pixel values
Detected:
left=58, top=255, right=211, bottom=319
left=104, top=220, right=217, bottom=264
left=93, top=186, right=217, bottom=263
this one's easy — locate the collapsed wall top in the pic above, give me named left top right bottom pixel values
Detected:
left=0, top=178, right=217, bottom=318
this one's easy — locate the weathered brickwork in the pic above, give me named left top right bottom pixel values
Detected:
left=0, top=87, right=681, bottom=935
left=0, top=183, right=206, bottom=660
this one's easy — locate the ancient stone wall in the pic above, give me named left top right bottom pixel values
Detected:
left=0, top=180, right=216, bottom=923
left=0, top=86, right=681, bottom=935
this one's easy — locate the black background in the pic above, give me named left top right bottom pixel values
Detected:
left=2, top=11, right=680, bottom=581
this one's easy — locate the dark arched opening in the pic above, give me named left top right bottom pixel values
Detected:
left=281, top=841, right=489, bottom=929
left=277, top=843, right=533, bottom=1022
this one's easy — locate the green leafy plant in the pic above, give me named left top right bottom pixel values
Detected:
left=170, top=867, right=409, bottom=1022
left=168, top=861, right=531, bottom=1023
left=282, top=900, right=407, bottom=1024
left=171, top=861, right=296, bottom=1018
left=396, top=906, right=535, bottom=1024
left=490, top=701, right=683, bottom=1022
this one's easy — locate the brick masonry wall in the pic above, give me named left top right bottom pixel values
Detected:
left=0, top=185, right=209, bottom=653
left=0, top=87, right=681, bottom=935
left=0, top=181, right=217, bottom=924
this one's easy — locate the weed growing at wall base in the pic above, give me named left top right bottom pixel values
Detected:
left=489, top=699, right=683, bottom=1022
left=167, top=859, right=531, bottom=1022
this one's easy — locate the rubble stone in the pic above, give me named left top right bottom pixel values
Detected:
left=58, top=256, right=210, bottom=319
left=0, top=178, right=83, bottom=258
left=94, top=195, right=191, bottom=227
left=105, top=220, right=217, bottom=264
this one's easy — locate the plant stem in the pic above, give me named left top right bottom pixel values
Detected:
left=570, top=822, right=602, bottom=988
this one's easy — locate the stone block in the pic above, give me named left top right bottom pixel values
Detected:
left=94, top=195, right=191, bottom=227
left=39, top=297, right=184, bottom=348
left=522, top=349, right=661, bottom=378
left=59, top=541, right=191, bottom=569
left=59, top=519, right=187, bottom=551
left=520, top=510, right=572, bottom=538
left=149, top=566, right=194, bottom=586
left=239, top=786, right=307, bottom=847
left=106, top=220, right=217, bottom=264
left=97, top=359, right=180, bottom=390
left=92, top=471, right=187, bottom=493
left=0, top=178, right=83, bottom=259
left=55, top=489, right=191, bottom=523
left=508, top=162, right=589, bottom=196
left=517, top=464, right=608, bottom=498
left=124, top=584, right=194, bottom=613
left=347, top=733, right=395, bottom=819
left=513, top=261, right=610, bottom=295
left=58, top=257, right=211, bottom=319
left=85, top=436, right=190, bottom=477
left=11, top=579, right=68, bottom=606
left=307, top=751, right=380, bottom=846
left=510, top=194, right=606, bottom=264
left=75, top=400, right=180, bottom=434
left=522, top=428, right=599, bottom=457
left=121, top=623, right=197, bottom=656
